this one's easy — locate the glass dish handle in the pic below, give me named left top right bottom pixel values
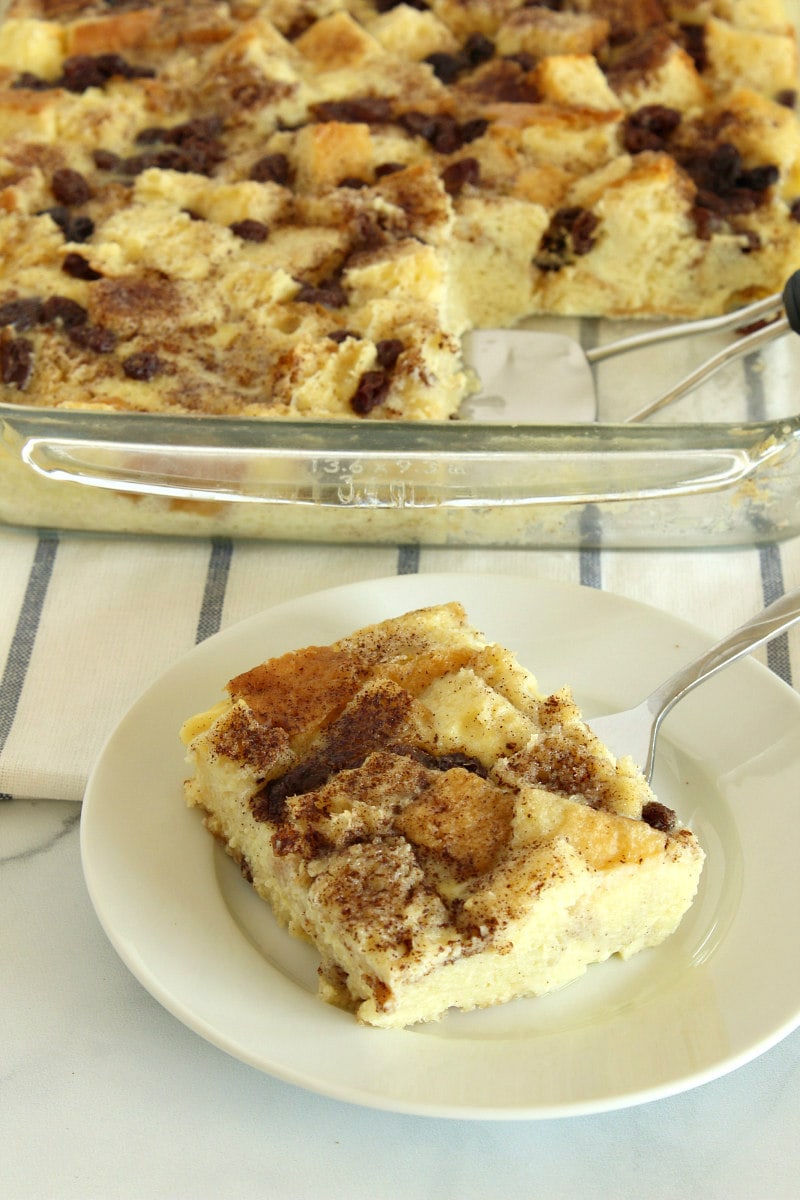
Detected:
left=17, top=427, right=800, bottom=509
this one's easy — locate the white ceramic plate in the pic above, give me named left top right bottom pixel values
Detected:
left=81, top=574, right=800, bottom=1119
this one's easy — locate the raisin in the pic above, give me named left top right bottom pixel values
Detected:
left=328, top=329, right=360, bottom=343
left=230, top=219, right=270, bottom=242
left=118, top=153, right=155, bottom=176
left=442, top=156, right=480, bottom=195
left=374, top=161, right=405, bottom=178
left=122, top=143, right=224, bottom=177
left=690, top=205, right=719, bottom=240
left=124, top=117, right=226, bottom=178
left=249, top=152, right=292, bottom=185
left=338, top=176, right=369, bottom=189
left=312, top=97, right=393, bottom=124
left=683, top=142, right=740, bottom=195
left=350, top=369, right=390, bottom=415
left=777, top=89, right=797, bottom=109
left=425, top=52, right=467, bottom=84
left=641, top=801, right=677, bottom=833
left=375, top=338, right=404, bottom=369
left=62, top=252, right=102, bottom=281
left=429, top=115, right=463, bottom=154
left=122, top=351, right=163, bottom=381
left=41, top=296, right=88, bottom=328
left=42, top=207, right=94, bottom=242
left=58, top=53, right=154, bottom=93
left=67, top=324, right=117, bottom=353
left=165, top=116, right=224, bottom=145
left=684, top=139, right=776, bottom=216
left=295, top=278, right=348, bottom=308
left=569, top=208, right=600, bottom=255
left=622, top=105, right=681, bottom=154
left=696, top=187, right=759, bottom=215
left=15, top=52, right=155, bottom=93
left=92, top=148, right=121, bottom=171
left=52, top=168, right=92, bottom=206
left=434, top=751, right=488, bottom=776
left=425, top=33, right=493, bottom=83
left=463, top=33, right=495, bottom=66
left=737, top=164, right=779, bottom=192
left=375, top=0, right=429, bottom=9
left=57, top=55, right=113, bottom=92
left=679, top=23, right=707, bottom=73
left=135, top=126, right=167, bottom=145
left=460, top=117, right=489, bottom=144
left=68, top=215, right=95, bottom=243
left=0, top=337, right=33, bottom=388
left=399, top=110, right=438, bottom=142
left=12, top=71, right=49, bottom=90
left=94, top=53, right=135, bottom=76
left=464, top=57, right=539, bottom=102
left=401, top=110, right=482, bottom=154
left=535, top=206, right=599, bottom=269
left=391, top=745, right=489, bottom=776
left=0, top=298, right=44, bottom=331
left=348, top=211, right=387, bottom=255
left=503, top=51, right=535, bottom=71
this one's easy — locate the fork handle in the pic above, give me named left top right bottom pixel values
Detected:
left=647, top=586, right=800, bottom=728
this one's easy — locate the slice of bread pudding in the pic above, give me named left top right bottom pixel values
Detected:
left=180, top=601, right=704, bottom=1027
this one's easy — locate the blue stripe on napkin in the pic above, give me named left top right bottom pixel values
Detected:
left=195, top=537, right=233, bottom=643
left=0, top=532, right=59, bottom=797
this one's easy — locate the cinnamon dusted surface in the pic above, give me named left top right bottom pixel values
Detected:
left=0, top=0, right=799, bottom=419
left=181, top=600, right=704, bottom=1027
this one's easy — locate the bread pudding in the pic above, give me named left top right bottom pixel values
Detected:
left=180, top=601, right=704, bottom=1027
left=0, top=0, right=799, bottom=420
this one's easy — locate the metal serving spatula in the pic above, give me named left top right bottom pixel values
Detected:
left=459, top=271, right=800, bottom=424
left=588, top=587, right=800, bottom=782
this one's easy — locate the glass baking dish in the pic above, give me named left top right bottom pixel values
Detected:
left=3, top=308, right=800, bottom=548
left=3, top=3, right=800, bottom=548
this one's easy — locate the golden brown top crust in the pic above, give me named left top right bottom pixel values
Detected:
left=208, top=700, right=292, bottom=776
left=229, top=645, right=368, bottom=739
left=88, top=275, right=184, bottom=336
left=215, top=602, right=659, bottom=833
left=396, top=768, right=514, bottom=878
left=228, top=604, right=478, bottom=741
left=264, top=748, right=433, bottom=853
left=381, top=644, right=480, bottom=695
left=573, top=0, right=667, bottom=42
left=506, top=731, right=619, bottom=807
left=307, top=837, right=455, bottom=962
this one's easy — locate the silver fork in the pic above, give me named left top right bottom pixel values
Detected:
left=588, top=588, right=800, bottom=781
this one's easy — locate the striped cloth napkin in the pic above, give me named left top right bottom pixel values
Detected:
left=1, top=524, right=798, bottom=802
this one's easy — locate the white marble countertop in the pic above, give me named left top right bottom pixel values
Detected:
left=4, top=797, right=800, bottom=1200
left=4, top=533, right=800, bottom=1199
